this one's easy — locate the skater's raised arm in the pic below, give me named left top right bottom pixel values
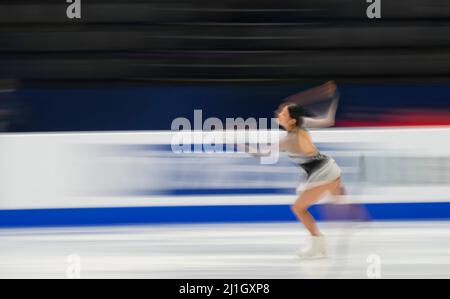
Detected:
left=303, top=96, right=339, bottom=128
left=283, top=81, right=337, bottom=106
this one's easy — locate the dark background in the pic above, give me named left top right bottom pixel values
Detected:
left=1, top=0, right=450, bottom=132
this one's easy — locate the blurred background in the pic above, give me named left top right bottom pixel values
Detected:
left=1, top=0, right=450, bottom=131
left=1, top=0, right=450, bottom=278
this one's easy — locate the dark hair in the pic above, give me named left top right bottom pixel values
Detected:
left=285, top=103, right=314, bottom=128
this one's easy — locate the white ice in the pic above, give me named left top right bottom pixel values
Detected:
left=1, top=221, right=450, bottom=279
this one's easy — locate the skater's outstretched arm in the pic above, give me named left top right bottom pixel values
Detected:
left=237, top=137, right=288, bottom=160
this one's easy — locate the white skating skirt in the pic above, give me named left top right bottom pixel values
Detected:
left=296, top=157, right=341, bottom=194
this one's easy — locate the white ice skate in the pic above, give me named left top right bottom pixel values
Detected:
left=297, top=235, right=328, bottom=259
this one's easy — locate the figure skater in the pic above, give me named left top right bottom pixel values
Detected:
left=243, top=81, right=344, bottom=258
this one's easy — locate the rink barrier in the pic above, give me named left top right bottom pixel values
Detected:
left=1, top=127, right=450, bottom=227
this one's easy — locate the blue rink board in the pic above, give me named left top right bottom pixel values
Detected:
left=1, top=202, right=450, bottom=228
